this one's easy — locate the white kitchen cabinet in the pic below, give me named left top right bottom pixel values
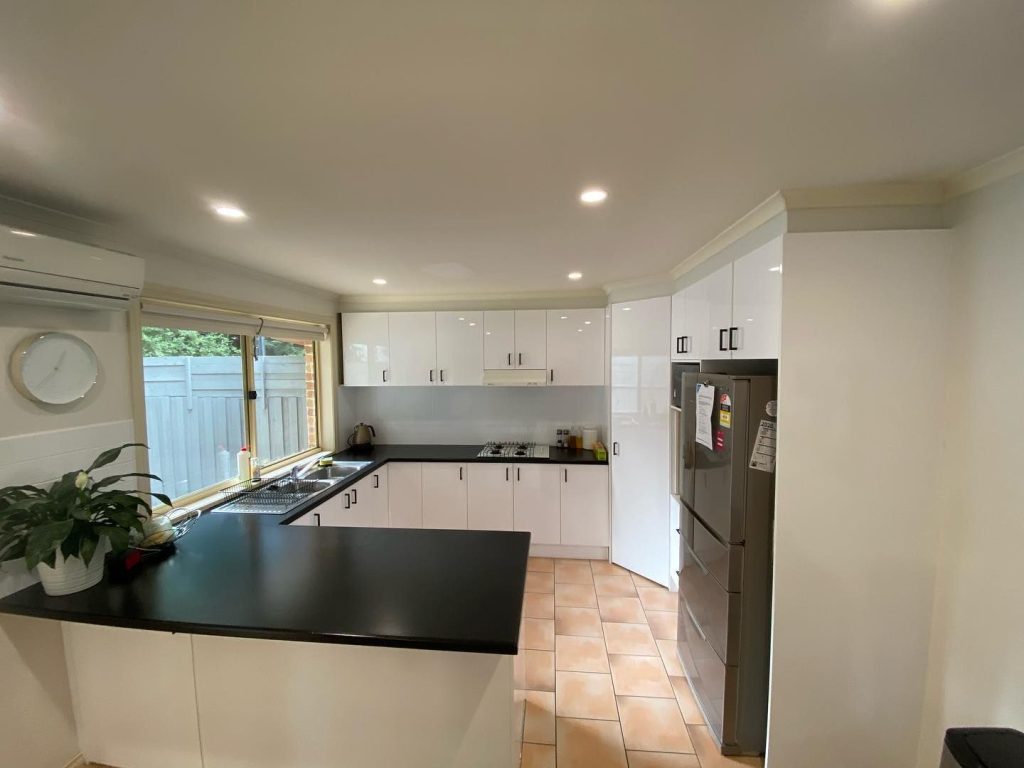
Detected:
left=422, top=463, right=468, bottom=529
left=514, top=310, right=547, bottom=369
left=704, top=263, right=734, bottom=360
left=343, top=467, right=389, bottom=527
left=388, top=312, right=437, bottom=386
left=313, top=490, right=349, bottom=527
left=730, top=237, right=783, bottom=359
left=483, top=310, right=515, bottom=369
left=513, top=463, right=560, bottom=545
left=290, top=510, right=320, bottom=526
left=436, top=311, right=484, bottom=385
left=670, top=290, right=687, bottom=362
left=342, top=312, right=390, bottom=386
left=388, top=462, right=423, bottom=528
left=560, top=465, right=609, bottom=547
left=467, top=463, right=514, bottom=531
left=546, top=309, right=605, bottom=385
left=610, top=297, right=671, bottom=586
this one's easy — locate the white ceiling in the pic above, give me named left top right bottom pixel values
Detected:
left=0, top=0, right=1021, bottom=297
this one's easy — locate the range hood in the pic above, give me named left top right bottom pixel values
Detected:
left=482, top=368, right=548, bottom=387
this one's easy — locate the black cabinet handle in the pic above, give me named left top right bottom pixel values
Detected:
left=352, top=488, right=358, bottom=505
left=728, top=327, right=739, bottom=351
left=518, top=352, right=523, bottom=366
left=550, top=369, right=554, bottom=382
left=344, top=492, right=351, bottom=509
left=682, top=336, right=689, bottom=354
left=314, top=513, right=321, bottom=527
left=516, top=467, right=521, bottom=481
left=459, top=466, right=463, bottom=481
left=372, top=473, right=379, bottom=489
left=382, top=370, right=387, bottom=383
left=507, top=352, right=512, bottom=366
left=563, top=468, right=568, bottom=483
left=612, top=441, right=620, bottom=456
left=505, top=467, right=510, bottom=482
left=676, top=336, right=683, bottom=354
left=440, top=369, right=446, bottom=383
left=718, top=328, right=728, bottom=352
left=429, top=369, right=434, bottom=382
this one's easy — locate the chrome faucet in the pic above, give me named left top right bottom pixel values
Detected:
left=291, top=454, right=327, bottom=480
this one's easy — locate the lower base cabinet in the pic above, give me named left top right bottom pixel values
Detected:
left=513, top=464, right=561, bottom=545
left=468, top=463, right=514, bottom=531
left=388, top=462, right=423, bottom=527
left=422, top=463, right=468, bottom=529
left=560, top=465, right=609, bottom=546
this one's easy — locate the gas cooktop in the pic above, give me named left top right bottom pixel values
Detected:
left=476, top=441, right=550, bottom=459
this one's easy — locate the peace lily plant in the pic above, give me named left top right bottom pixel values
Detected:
left=0, top=443, right=171, bottom=596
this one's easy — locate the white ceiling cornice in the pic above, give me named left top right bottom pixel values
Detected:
left=943, top=145, right=1024, bottom=200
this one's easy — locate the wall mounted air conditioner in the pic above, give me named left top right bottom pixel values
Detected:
left=0, top=226, right=144, bottom=311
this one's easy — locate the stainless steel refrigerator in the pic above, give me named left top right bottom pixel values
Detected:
left=674, top=368, right=777, bottom=756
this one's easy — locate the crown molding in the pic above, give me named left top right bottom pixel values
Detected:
left=944, top=145, right=1024, bottom=200
left=337, top=288, right=608, bottom=312
left=782, top=181, right=945, bottom=209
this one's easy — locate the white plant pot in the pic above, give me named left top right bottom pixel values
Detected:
left=36, top=537, right=110, bottom=596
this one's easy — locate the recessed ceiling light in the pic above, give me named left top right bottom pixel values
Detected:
left=560, top=316, right=568, bottom=320
left=372, top=278, right=387, bottom=285
left=579, top=188, right=607, bottom=205
left=577, top=329, right=583, bottom=333
left=9, top=229, right=37, bottom=237
left=622, top=307, right=632, bottom=311
left=469, top=322, right=476, bottom=327
left=458, top=317, right=465, bottom=321
left=584, top=320, right=592, bottom=325
left=567, top=271, right=583, bottom=281
left=211, top=203, right=248, bottom=220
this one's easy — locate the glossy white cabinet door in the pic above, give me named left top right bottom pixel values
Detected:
left=610, top=297, right=671, bottom=586
left=514, top=310, right=547, bottom=369
left=704, top=263, right=734, bottom=360
left=680, top=279, right=708, bottom=361
left=314, top=490, right=349, bottom=527
left=560, top=465, right=609, bottom=546
left=344, top=467, right=389, bottom=527
left=290, top=510, right=319, bottom=526
left=483, top=310, right=515, bottom=369
left=670, top=290, right=686, bottom=362
left=388, top=312, right=438, bottom=386
left=731, top=237, right=783, bottom=359
left=546, top=309, right=605, bottom=385
left=513, top=463, right=560, bottom=545
left=422, top=463, right=468, bottom=529
left=342, top=312, right=390, bottom=386
left=388, top=462, right=423, bottom=528
left=467, top=463, right=514, bottom=531
left=436, top=311, right=484, bottom=385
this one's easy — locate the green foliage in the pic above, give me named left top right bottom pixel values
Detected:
left=142, top=327, right=240, bottom=357
left=0, top=444, right=171, bottom=570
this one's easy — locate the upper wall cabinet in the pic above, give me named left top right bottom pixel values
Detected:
left=436, top=311, right=484, bottom=385
left=483, top=310, right=515, bottom=369
left=514, top=310, right=547, bottom=369
left=547, top=309, right=605, bottom=386
left=342, top=312, right=390, bottom=386
left=389, top=312, right=437, bottom=386
left=483, top=310, right=547, bottom=369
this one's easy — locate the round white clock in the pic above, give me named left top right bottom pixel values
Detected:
left=10, top=332, right=99, bottom=405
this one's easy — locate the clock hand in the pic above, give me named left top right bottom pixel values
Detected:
left=36, top=350, right=68, bottom=386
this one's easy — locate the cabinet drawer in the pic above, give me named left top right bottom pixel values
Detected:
left=680, top=539, right=741, bottom=664
left=679, top=601, right=735, bottom=745
left=685, top=511, right=743, bottom=592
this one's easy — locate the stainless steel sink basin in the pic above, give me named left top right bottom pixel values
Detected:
left=301, top=462, right=372, bottom=481
left=214, top=476, right=343, bottom=515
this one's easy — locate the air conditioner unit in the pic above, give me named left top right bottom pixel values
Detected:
left=0, top=226, right=144, bottom=311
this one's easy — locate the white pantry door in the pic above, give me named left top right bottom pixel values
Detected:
left=609, top=297, right=672, bottom=586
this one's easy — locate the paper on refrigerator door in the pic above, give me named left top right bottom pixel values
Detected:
left=695, top=383, right=715, bottom=449
left=749, top=419, right=777, bottom=473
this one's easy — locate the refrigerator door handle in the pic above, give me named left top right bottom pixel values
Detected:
left=669, top=409, right=681, bottom=497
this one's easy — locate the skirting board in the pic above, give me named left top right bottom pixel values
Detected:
left=529, top=544, right=609, bottom=560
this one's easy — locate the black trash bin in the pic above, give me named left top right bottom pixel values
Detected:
left=941, top=728, right=1024, bottom=767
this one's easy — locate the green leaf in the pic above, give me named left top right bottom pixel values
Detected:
left=25, top=520, right=73, bottom=570
left=79, top=534, right=98, bottom=566
left=90, top=472, right=162, bottom=490
left=87, top=443, right=146, bottom=473
left=93, top=525, right=129, bottom=553
left=150, top=492, right=173, bottom=508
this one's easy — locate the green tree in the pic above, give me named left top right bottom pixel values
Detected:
left=141, top=328, right=241, bottom=357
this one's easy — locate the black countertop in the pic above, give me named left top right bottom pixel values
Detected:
left=0, top=514, right=530, bottom=654
left=333, top=443, right=607, bottom=465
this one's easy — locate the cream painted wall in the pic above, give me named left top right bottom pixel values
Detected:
left=915, top=174, right=1024, bottom=766
left=767, top=230, right=953, bottom=768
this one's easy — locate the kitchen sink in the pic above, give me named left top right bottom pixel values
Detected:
left=300, top=461, right=372, bottom=481
left=214, top=476, right=342, bottom=515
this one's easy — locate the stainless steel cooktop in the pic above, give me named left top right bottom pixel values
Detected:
left=476, top=441, right=550, bottom=459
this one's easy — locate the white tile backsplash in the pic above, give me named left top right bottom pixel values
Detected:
left=336, top=386, right=606, bottom=445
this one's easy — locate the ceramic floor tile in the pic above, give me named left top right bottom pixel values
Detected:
left=657, top=638, right=684, bottom=677
left=598, top=596, right=648, bottom=623
left=523, top=618, right=555, bottom=651
left=523, top=690, right=556, bottom=745
left=626, top=751, right=701, bottom=768
left=646, top=610, right=678, bottom=640
left=603, top=622, right=659, bottom=656
left=555, top=559, right=594, bottom=584
left=557, top=716, right=629, bottom=768
left=670, top=676, right=705, bottom=726
left=631, top=571, right=664, bottom=589
left=521, top=742, right=557, bottom=768
left=556, top=634, right=610, bottom=673
left=686, top=725, right=764, bottom=767
left=528, top=557, right=555, bottom=573
left=617, top=696, right=694, bottom=753
left=555, top=671, right=619, bottom=720
left=595, top=574, right=638, bottom=597
left=556, top=581, right=599, bottom=608
left=525, top=571, right=555, bottom=594
left=636, top=586, right=679, bottom=613
left=524, top=649, right=555, bottom=691
left=523, top=592, right=555, bottom=619
left=591, top=559, right=630, bottom=577
left=555, top=606, right=604, bottom=637
left=609, top=654, right=675, bottom=697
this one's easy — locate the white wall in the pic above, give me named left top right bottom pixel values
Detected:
left=336, top=386, right=607, bottom=446
left=767, top=230, right=953, bottom=768
left=915, top=174, right=1024, bottom=766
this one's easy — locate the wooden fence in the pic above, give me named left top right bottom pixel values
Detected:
left=143, top=356, right=310, bottom=499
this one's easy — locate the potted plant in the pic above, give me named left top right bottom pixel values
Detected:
left=0, top=443, right=171, bottom=596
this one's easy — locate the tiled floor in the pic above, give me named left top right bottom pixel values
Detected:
left=516, top=557, right=764, bottom=768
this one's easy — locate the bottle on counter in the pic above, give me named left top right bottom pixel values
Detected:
left=236, top=446, right=251, bottom=482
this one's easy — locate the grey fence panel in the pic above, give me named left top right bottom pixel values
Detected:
left=144, top=356, right=309, bottom=499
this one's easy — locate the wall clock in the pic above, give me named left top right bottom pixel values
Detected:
left=9, top=332, right=99, bottom=405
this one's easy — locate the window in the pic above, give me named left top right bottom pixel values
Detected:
left=140, top=301, right=327, bottom=504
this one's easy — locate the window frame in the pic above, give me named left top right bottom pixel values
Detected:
left=136, top=310, right=327, bottom=510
